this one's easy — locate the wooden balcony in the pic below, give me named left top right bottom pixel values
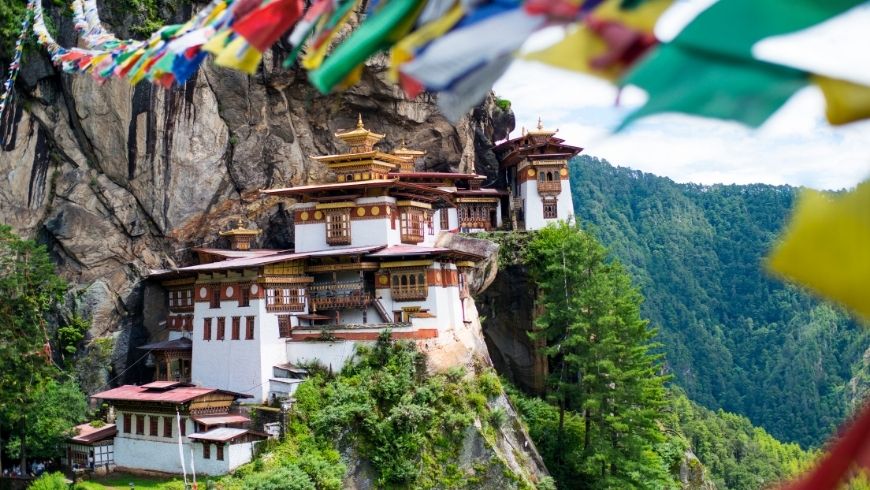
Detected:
left=536, top=181, right=562, bottom=193
left=400, top=232, right=424, bottom=244
left=266, top=302, right=305, bottom=313
left=311, top=291, right=371, bottom=310
left=326, top=233, right=351, bottom=245
left=391, top=288, right=428, bottom=301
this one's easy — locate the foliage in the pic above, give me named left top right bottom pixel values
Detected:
left=569, top=155, right=870, bottom=447
left=74, top=473, right=186, bottom=489
left=31, top=471, right=69, bottom=490
left=57, top=315, right=89, bottom=357
left=6, top=378, right=88, bottom=460
left=224, top=337, right=538, bottom=489
left=240, top=464, right=315, bottom=490
left=495, top=97, right=512, bottom=111
left=0, top=224, right=85, bottom=465
left=0, top=0, right=26, bottom=63
left=525, top=222, right=672, bottom=489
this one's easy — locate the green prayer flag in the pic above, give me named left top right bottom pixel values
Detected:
left=673, top=0, right=865, bottom=59
left=621, top=45, right=806, bottom=128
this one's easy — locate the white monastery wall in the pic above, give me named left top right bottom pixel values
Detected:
left=286, top=340, right=358, bottom=371
left=115, top=436, right=186, bottom=474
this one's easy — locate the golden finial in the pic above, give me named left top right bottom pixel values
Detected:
left=357, top=113, right=364, bottom=129
left=521, top=126, right=526, bottom=136
left=537, top=116, right=544, bottom=130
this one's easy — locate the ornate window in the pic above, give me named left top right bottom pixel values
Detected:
left=390, top=269, right=428, bottom=301
left=210, top=288, right=220, bottom=308
left=543, top=199, right=557, bottom=219
left=246, top=316, right=255, bottom=340
left=326, top=209, right=351, bottom=245
left=231, top=317, right=240, bottom=340
left=400, top=208, right=425, bottom=244
left=278, top=315, right=292, bottom=338
left=440, top=209, right=449, bottom=230
left=266, top=287, right=305, bottom=312
left=239, top=285, right=250, bottom=307
left=216, top=317, right=226, bottom=341
left=203, top=318, right=212, bottom=341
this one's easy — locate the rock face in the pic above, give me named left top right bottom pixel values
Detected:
left=1, top=42, right=512, bottom=353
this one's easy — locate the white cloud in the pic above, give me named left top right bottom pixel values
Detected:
left=494, top=61, right=870, bottom=190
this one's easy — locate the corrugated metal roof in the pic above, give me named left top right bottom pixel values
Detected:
left=188, top=427, right=249, bottom=442
left=367, top=245, right=449, bottom=257
left=137, top=337, right=192, bottom=351
left=140, top=381, right=188, bottom=389
left=70, top=423, right=117, bottom=444
left=91, top=384, right=252, bottom=404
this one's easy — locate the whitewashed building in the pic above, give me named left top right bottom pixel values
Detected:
left=91, top=381, right=265, bottom=476
left=492, top=118, right=583, bottom=231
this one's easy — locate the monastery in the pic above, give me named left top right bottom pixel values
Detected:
left=81, top=116, right=581, bottom=476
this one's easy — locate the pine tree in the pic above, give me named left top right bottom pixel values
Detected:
left=527, top=222, right=670, bottom=488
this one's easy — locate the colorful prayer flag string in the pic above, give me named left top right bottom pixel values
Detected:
left=0, top=1, right=33, bottom=145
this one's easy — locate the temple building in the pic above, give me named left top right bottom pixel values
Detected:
left=91, top=382, right=264, bottom=475
left=492, top=118, right=583, bottom=230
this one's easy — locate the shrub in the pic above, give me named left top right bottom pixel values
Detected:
left=477, top=370, right=503, bottom=398
left=489, top=407, right=507, bottom=429
left=31, top=472, right=68, bottom=490
left=241, top=464, right=315, bottom=490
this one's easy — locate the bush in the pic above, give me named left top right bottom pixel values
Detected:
left=477, top=370, right=503, bottom=398
left=241, top=464, right=315, bottom=490
left=489, top=407, right=507, bottom=429
left=31, top=472, right=69, bottom=490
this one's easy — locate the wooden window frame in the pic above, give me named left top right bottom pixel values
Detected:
left=136, top=415, right=144, bottom=435
left=245, top=316, right=255, bottom=340
left=203, top=443, right=210, bottom=459
left=239, top=285, right=250, bottom=307
left=400, top=208, right=425, bottom=244
left=231, top=317, right=240, bottom=340
left=180, top=417, right=186, bottom=436
left=266, top=287, right=305, bottom=312
left=216, top=317, right=226, bottom=341
left=543, top=199, right=557, bottom=219
left=123, top=413, right=131, bottom=434
left=203, top=318, right=212, bottom=341
left=440, top=209, right=449, bottom=230
left=390, top=269, right=428, bottom=301
left=163, top=416, right=172, bottom=438
left=325, top=209, right=351, bottom=245
left=216, top=444, right=224, bottom=461
left=278, top=315, right=292, bottom=338
left=210, top=288, right=221, bottom=309
left=149, top=415, right=159, bottom=436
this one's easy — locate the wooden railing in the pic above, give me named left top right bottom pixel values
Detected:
left=391, top=287, right=428, bottom=301
left=537, top=181, right=562, bottom=193
left=311, top=291, right=370, bottom=310
left=326, top=233, right=351, bottom=245
left=400, top=232, right=424, bottom=244
left=266, top=302, right=305, bottom=313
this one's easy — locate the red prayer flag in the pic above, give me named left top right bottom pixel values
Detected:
left=780, top=400, right=870, bottom=489
left=232, top=0, right=304, bottom=53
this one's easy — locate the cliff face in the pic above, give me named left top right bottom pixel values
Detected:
left=1, top=46, right=513, bottom=365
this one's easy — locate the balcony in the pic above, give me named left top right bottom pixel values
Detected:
left=326, top=233, right=351, bottom=246
left=391, top=287, right=428, bottom=301
left=266, top=302, right=305, bottom=313
left=536, top=181, right=562, bottom=193
left=309, top=280, right=370, bottom=310
left=400, top=232, right=424, bottom=244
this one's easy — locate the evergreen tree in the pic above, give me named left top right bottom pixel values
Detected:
left=527, top=222, right=670, bottom=488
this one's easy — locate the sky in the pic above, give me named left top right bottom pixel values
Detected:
left=492, top=3, right=870, bottom=191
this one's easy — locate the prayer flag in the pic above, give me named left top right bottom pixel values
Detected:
left=813, top=76, right=870, bottom=126
left=767, top=182, right=870, bottom=320
left=232, top=0, right=304, bottom=53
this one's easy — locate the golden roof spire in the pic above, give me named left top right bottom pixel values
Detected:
left=537, top=116, right=544, bottom=130
left=391, top=137, right=426, bottom=172
left=527, top=116, right=557, bottom=138
left=334, top=114, right=385, bottom=153
left=357, top=113, right=364, bottom=129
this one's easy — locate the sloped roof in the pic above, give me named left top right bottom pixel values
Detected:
left=137, top=337, right=192, bottom=351
left=70, top=423, right=117, bottom=444
left=192, top=414, right=250, bottom=426
left=92, top=384, right=252, bottom=404
left=188, top=427, right=251, bottom=442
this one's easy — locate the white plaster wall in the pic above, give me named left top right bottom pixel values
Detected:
left=192, top=299, right=285, bottom=403
left=559, top=177, right=575, bottom=223
left=190, top=442, right=256, bottom=475
left=227, top=442, right=257, bottom=472
left=351, top=217, right=400, bottom=247
left=294, top=222, right=329, bottom=252
left=115, top=437, right=189, bottom=474
left=286, top=341, right=358, bottom=371
left=520, top=176, right=574, bottom=231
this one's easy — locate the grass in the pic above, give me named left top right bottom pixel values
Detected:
left=74, top=473, right=185, bottom=489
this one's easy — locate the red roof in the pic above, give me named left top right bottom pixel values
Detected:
left=141, top=381, right=187, bottom=389
left=70, top=423, right=117, bottom=444
left=192, top=248, right=287, bottom=259
left=367, top=245, right=449, bottom=257
left=453, top=189, right=507, bottom=196
left=388, top=172, right=485, bottom=179
left=91, top=384, right=252, bottom=404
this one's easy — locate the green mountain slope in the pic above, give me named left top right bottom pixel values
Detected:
left=568, top=155, right=869, bottom=447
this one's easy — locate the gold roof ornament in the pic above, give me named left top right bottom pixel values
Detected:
left=527, top=116, right=557, bottom=138
left=334, top=113, right=386, bottom=153
left=219, top=221, right=261, bottom=250
left=392, top=139, right=426, bottom=172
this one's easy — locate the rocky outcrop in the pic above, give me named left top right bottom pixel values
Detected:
left=680, top=450, right=717, bottom=490
left=0, top=20, right=512, bottom=372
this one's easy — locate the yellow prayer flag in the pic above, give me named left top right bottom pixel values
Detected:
left=814, top=76, right=870, bottom=126
left=767, top=182, right=870, bottom=320
left=522, top=0, right=672, bottom=81
left=202, top=29, right=232, bottom=55
left=214, top=36, right=262, bottom=74
left=301, top=7, right=356, bottom=70
left=388, top=2, right=464, bottom=82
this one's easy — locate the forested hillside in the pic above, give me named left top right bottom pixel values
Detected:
left=569, top=155, right=869, bottom=447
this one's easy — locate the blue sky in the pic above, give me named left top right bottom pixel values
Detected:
left=492, top=4, right=870, bottom=191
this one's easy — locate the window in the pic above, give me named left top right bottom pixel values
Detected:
left=149, top=416, right=159, bottom=436
left=543, top=200, right=557, bottom=219
left=210, top=288, right=220, bottom=308
left=266, top=288, right=305, bottom=312
left=179, top=417, right=186, bottom=436
left=184, top=316, right=192, bottom=331
left=203, top=443, right=210, bottom=459
left=246, top=316, right=255, bottom=340
left=136, top=415, right=144, bottom=435
left=203, top=318, right=212, bottom=341
left=440, top=209, right=449, bottom=230
left=390, top=269, right=428, bottom=301
left=123, top=414, right=131, bottom=434
left=426, top=211, right=434, bottom=235
left=231, top=317, right=240, bottom=340
left=400, top=208, right=425, bottom=243
left=325, top=209, right=351, bottom=245
left=216, top=444, right=224, bottom=461
left=239, top=285, right=250, bottom=307
left=163, top=417, right=172, bottom=438
left=278, top=315, right=292, bottom=338
left=216, top=317, right=226, bottom=341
